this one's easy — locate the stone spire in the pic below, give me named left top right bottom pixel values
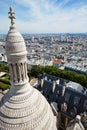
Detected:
left=5, top=6, right=28, bottom=89
left=61, top=82, right=66, bottom=97
left=0, top=7, right=57, bottom=130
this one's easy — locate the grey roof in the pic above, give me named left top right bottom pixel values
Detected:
left=37, top=74, right=87, bottom=118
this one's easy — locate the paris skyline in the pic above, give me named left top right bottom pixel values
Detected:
left=0, top=0, right=87, bottom=33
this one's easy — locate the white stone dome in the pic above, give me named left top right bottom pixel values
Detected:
left=0, top=7, right=57, bottom=130
left=0, top=83, right=57, bottom=130
left=5, top=26, right=26, bottom=54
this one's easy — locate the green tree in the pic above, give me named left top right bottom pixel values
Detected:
left=29, top=65, right=87, bottom=88
left=0, top=62, right=5, bottom=72
left=0, top=62, right=9, bottom=72
left=31, top=65, right=44, bottom=77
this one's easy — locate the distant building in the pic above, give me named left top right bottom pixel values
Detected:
left=53, top=59, right=63, bottom=67
left=31, top=36, right=34, bottom=42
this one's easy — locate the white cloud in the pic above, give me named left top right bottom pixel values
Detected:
left=1, top=0, right=87, bottom=33
left=0, top=16, right=9, bottom=33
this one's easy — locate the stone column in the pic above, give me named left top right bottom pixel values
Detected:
left=18, top=64, right=22, bottom=82
left=9, top=64, right=13, bottom=82
left=13, top=64, right=17, bottom=82
left=25, top=62, right=27, bottom=79
left=20, top=63, right=23, bottom=81
left=22, top=63, right=26, bottom=81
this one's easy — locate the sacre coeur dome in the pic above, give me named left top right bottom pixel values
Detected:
left=0, top=7, right=57, bottom=130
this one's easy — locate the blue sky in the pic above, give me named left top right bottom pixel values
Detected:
left=0, top=0, right=87, bottom=33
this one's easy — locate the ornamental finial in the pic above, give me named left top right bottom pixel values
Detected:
left=8, top=6, right=15, bottom=26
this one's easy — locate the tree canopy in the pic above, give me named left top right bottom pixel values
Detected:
left=29, top=65, right=87, bottom=88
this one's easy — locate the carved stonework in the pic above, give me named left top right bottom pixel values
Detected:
left=7, top=55, right=27, bottom=63
left=6, top=35, right=24, bottom=43
left=0, top=6, right=57, bottom=130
